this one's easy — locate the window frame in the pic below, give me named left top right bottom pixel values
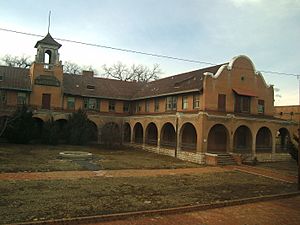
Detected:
left=154, top=99, right=159, bottom=112
left=0, top=90, right=7, bottom=105
left=84, top=98, right=99, bottom=111
left=145, top=100, right=150, bottom=112
left=235, top=94, right=251, bottom=113
left=193, top=94, right=200, bottom=109
left=258, top=99, right=265, bottom=114
left=182, top=95, right=188, bottom=110
left=166, top=96, right=177, bottom=111
left=67, top=96, right=75, bottom=110
left=109, top=100, right=116, bottom=112
left=17, top=92, right=28, bottom=105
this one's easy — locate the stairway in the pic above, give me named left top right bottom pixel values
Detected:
left=216, top=153, right=237, bottom=165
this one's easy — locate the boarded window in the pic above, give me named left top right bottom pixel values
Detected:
left=218, top=94, right=226, bottom=112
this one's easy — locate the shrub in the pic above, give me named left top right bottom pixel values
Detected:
left=5, top=105, right=36, bottom=144
left=41, top=119, right=60, bottom=145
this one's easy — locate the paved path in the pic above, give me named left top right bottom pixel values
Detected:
left=0, top=165, right=297, bottom=184
left=87, top=195, right=300, bottom=225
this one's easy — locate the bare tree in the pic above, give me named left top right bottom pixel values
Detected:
left=0, top=54, right=32, bottom=68
left=63, top=61, right=82, bottom=74
left=103, top=62, right=161, bottom=82
left=63, top=61, right=98, bottom=75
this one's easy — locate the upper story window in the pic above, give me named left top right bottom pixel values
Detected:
left=86, top=85, right=95, bottom=90
left=193, top=94, right=200, bottom=109
left=0, top=74, right=3, bottom=81
left=109, top=100, right=115, bottom=112
left=135, top=102, right=142, bottom=113
left=154, top=99, right=159, bottom=112
left=0, top=90, right=6, bottom=105
left=84, top=98, right=100, bottom=111
left=67, top=97, right=75, bottom=110
left=123, top=102, right=130, bottom=113
left=182, top=96, right=188, bottom=110
left=258, top=99, right=265, bottom=114
left=145, top=100, right=150, bottom=112
left=17, top=92, right=28, bottom=105
left=235, top=95, right=251, bottom=113
left=218, top=94, right=226, bottom=112
left=166, top=96, right=177, bottom=111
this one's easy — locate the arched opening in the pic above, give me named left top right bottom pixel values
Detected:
left=256, top=127, right=272, bottom=153
left=145, top=122, right=158, bottom=146
left=207, top=124, right=229, bottom=153
left=44, top=50, right=52, bottom=64
left=276, top=128, right=291, bottom=153
left=55, top=119, right=68, bottom=143
left=161, top=122, right=176, bottom=148
left=88, top=120, right=98, bottom=143
left=133, top=122, right=143, bottom=144
left=32, top=117, right=44, bottom=141
left=233, top=125, right=252, bottom=153
left=180, top=123, right=197, bottom=152
left=101, top=122, right=121, bottom=146
left=123, top=123, right=131, bottom=143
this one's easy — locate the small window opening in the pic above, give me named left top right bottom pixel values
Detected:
left=44, top=50, right=52, bottom=64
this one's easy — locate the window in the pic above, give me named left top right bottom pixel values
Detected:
left=193, top=94, right=200, bottom=109
left=154, top=99, right=159, bottom=112
left=166, top=96, right=177, bottom=111
left=109, top=100, right=115, bottom=112
left=123, top=102, right=130, bottom=113
left=235, top=95, right=250, bottom=113
left=145, top=100, right=150, bottom=112
left=258, top=99, right=265, bottom=114
left=182, top=96, right=188, bottom=110
left=17, top=92, right=27, bottom=105
left=84, top=98, right=99, bottom=111
left=86, top=85, right=95, bottom=90
left=0, top=90, right=6, bottom=104
left=135, top=102, right=142, bottom=113
left=218, top=94, right=226, bottom=112
left=0, top=74, right=3, bottom=81
left=67, top=97, right=75, bottom=110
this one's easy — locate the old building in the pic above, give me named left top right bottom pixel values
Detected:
left=0, top=33, right=297, bottom=164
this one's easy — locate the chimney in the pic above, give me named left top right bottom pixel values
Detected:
left=82, top=70, right=94, bottom=78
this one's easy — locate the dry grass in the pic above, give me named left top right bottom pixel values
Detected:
left=0, top=144, right=200, bottom=172
left=0, top=171, right=297, bottom=224
left=256, top=160, right=298, bottom=176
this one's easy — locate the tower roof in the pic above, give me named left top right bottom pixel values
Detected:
left=34, top=33, right=62, bottom=48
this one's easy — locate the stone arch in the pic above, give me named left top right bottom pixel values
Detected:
left=207, top=124, right=229, bottom=153
left=88, top=119, right=98, bottom=143
left=123, top=122, right=131, bottom=143
left=145, top=122, right=158, bottom=146
left=180, top=122, right=197, bottom=152
left=133, top=122, right=143, bottom=143
left=101, top=122, right=121, bottom=146
left=256, top=127, right=272, bottom=153
left=276, top=128, right=291, bottom=153
left=32, top=117, right=44, bottom=140
left=233, top=125, right=252, bottom=153
left=161, top=122, right=176, bottom=148
left=45, top=49, right=52, bottom=64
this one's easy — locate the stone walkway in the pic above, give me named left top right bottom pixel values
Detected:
left=87, top=195, right=300, bottom=225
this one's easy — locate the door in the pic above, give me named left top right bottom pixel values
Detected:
left=42, top=94, right=51, bottom=109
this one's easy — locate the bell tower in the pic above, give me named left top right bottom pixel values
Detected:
left=29, top=33, right=64, bottom=111
left=34, top=32, right=62, bottom=65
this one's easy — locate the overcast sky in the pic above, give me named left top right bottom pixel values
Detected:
left=0, top=0, right=299, bottom=105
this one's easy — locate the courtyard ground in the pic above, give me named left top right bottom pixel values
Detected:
left=0, top=144, right=298, bottom=224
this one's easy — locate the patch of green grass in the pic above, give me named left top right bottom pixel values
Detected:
left=0, top=144, right=200, bottom=172
left=256, top=160, right=298, bottom=176
left=0, top=171, right=296, bottom=224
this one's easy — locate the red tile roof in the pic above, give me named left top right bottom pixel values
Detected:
left=0, top=63, right=225, bottom=99
left=0, top=66, right=31, bottom=91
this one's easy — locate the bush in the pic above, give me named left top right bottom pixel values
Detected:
left=291, top=134, right=299, bottom=164
left=5, top=105, right=36, bottom=144
left=101, top=122, right=122, bottom=148
left=41, top=119, right=60, bottom=145
left=65, top=109, right=97, bottom=145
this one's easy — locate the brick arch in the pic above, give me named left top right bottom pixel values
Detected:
left=233, top=125, right=253, bottom=153
left=160, top=122, right=176, bottom=149
left=255, top=126, right=272, bottom=153
left=180, top=122, right=197, bottom=152
left=145, top=122, right=158, bottom=146
left=123, top=122, right=131, bottom=143
left=207, top=123, right=229, bottom=153
left=276, top=127, right=291, bottom=153
left=133, top=122, right=143, bottom=143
